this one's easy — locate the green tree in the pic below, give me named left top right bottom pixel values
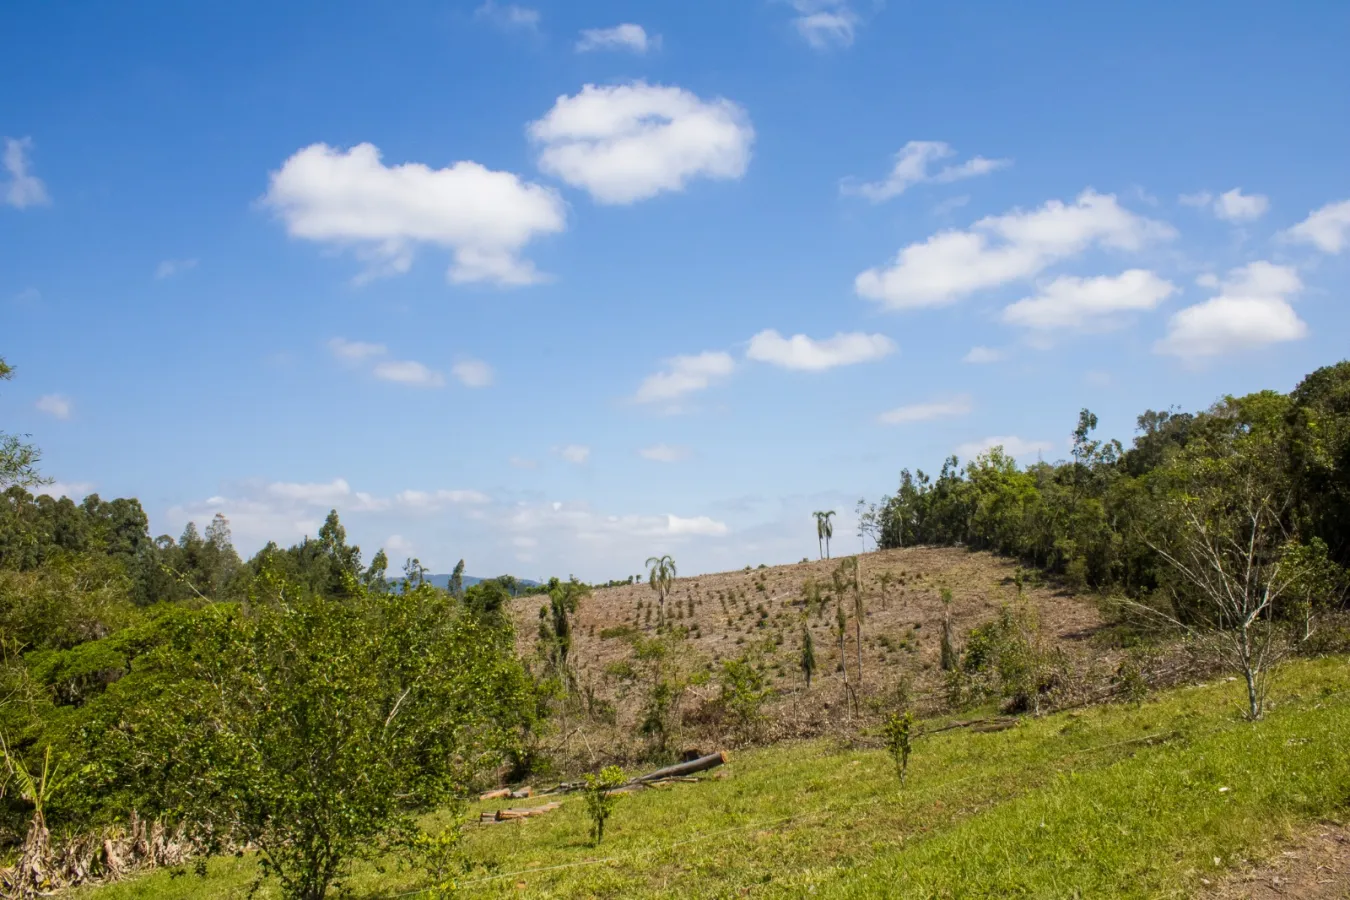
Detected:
left=582, top=765, right=626, bottom=845
left=86, top=568, right=534, bottom=900
left=799, top=625, right=815, bottom=689
left=881, top=710, right=916, bottom=785
left=0, top=358, right=49, bottom=490
left=814, top=510, right=836, bottom=559
left=448, top=559, right=465, bottom=599
left=644, top=554, right=677, bottom=629
left=537, top=576, right=589, bottom=691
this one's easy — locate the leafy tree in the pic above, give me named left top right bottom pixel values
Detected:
left=582, top=765, right=625, bottom=845
left=1283, top=537, right=1348, bottom=641
left=881, top=711, right=916, bottom=785
left=718, top=655, right=770, bottom=737
left=448, top=559, right=465, bottom=599
left=799, top=625, right=815, bottom=689
left=537, top=576, right=589, bottom=691
left=644, top=554, right=677, bottom=629
left=0, top=358, right=48, bottom=491
left=84, top=568, right=534, bottom=900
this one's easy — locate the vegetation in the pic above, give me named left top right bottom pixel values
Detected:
left=581, top=766, right=625, bottom=845
left=813, top=510, right=835, bottom=560
left=880, top=709, right=915, bottom=785
left=644, top=555, right=677, bottom=629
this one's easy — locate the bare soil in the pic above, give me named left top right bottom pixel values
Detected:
left=510, top=546, right=1134, bottom=766
left=1205, top=822, right=1350, bottom=899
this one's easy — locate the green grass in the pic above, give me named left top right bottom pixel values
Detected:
left=85, top=657, right=1350, bottom=899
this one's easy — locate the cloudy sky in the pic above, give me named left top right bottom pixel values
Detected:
left=3, top=1, right=1348, bottom=581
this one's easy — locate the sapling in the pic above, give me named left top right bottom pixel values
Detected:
left=882, top=710, right=916, bottom=785
left=582, top=765, right=626, bottom=845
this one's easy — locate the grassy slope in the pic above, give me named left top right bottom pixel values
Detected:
left=86, top=656, right=1350, bottom=899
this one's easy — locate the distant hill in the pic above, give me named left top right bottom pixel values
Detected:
left=420, top=573, right=542, bottom=593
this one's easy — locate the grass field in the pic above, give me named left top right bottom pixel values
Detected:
left=84, top=655, right=1350, bottom=899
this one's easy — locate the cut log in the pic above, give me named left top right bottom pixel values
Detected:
left=479, top=788, right=511, bottom=801
left=509, top=786, right=533, bottom=799
left=632, top=751, right=728, bottom=783
left=495, top=802, right=562, bottom=821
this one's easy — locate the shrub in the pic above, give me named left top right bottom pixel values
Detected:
left=582, top=766, right=626, bottom=844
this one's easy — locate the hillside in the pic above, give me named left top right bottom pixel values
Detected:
left=512, top=546, right=1121, bottom=763
left=83, top=656, right=1350, bottom=898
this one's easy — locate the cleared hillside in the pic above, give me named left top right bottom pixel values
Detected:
left=511, top=546, right=1120, bottom=760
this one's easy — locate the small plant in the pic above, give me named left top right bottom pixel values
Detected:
left=582, top=765, right=626, bottom=844
left=881, top=710, right=916, bottom=785
left=800, top=626, right=816, bottom=689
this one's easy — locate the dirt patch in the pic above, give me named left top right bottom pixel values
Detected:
left=1205, top=822, right=1350, bottom=899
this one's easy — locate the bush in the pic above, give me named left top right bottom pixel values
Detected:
left=582, top=766, right=626, bottom=844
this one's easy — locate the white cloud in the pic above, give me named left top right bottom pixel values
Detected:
left=1284, top=199, right=1350, bottom=254
left=1155, top=261, right=1305, bottom=359
left=266, top=478, right=360, bottom=507
left=962, top=346, right=1005, bottom=364
left=528, top=81, right=754, bottom=205
left=394, top=489, right=491, bottom=511
left=328, top=337, right=387, bottom=361
left=1002, top=269, right=1176, bottom=331
left=509, top=456, right=538, bottom=469
left=639, top=444, right=690, bottom=463
left=474, top=2, right=540, bottom=30
left=373, top=360, right=446, bottom=388
left=746, top=329, right=895, bottom=371
left=789, top=1, right=859, bottom=49
left=35, top=394, right=72, bottom=420
left=856, top=190, right=1174, bottom=310
left=956, top=435, right=1055, bottom=460
left=634, top=351, right=735, bottom=404
left=155, top=258, right=198, bottom=279
left=262, top=142, right=565, bottom=286
left=37, top=481, right=94, bottom=500
left=3, top=137, right=50, bottom=209
left=845, top=141, right=1009, bottom=203
left=877, top=395, right=972, bottom=425
left=452, top=358, right=494, bottom=388
left=384, top=534, right=415, bottom=561
left=576, top=23, right=656, bottom=53
left=1180, top=188, right=1269, bottom=223
left=557, top=444, right=590, bottom=465
left=667, top=514, right=728, bottom=536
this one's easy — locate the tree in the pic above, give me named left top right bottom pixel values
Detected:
left=538, top=577, right=589, bottom=691
left=0, top=358, right=49, bottom=491
left=881, top=711, right=916, bottom=785
left=88, top=568, right=534, bottom=900
left=799, top=625, right=815, bottom=689
left=1283, top=537, right=1348, bottom=641
left=876, top=570, right=895, bottom=611
left=645, top=554, right=677, bottom=629
left=814, top=510, right=836, bottom=559
left=582, top=766, right=625, bottom=845
left=939, top=587, right=958, bottom=672
left=448, top=559, right=465, bottom=599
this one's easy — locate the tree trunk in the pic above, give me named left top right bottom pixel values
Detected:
left=633, top=752, right=728, bottom=782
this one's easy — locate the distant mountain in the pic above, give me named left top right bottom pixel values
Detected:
left=419, top=573, right=542, bottom=593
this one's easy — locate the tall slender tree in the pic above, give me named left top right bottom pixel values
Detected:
left=645, top=554, right=677, bottom=629
left=799, top=625, right=816, bottom=689
left=814, top=510, right=836, bottom=559
left=448, top=559, right=465, bottom=599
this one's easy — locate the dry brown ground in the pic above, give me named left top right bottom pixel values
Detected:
left=509, top=546, right=1125, bottom=766
left=1204, top=822, right=1350, bottom=899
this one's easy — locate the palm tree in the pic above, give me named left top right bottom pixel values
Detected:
left=645, top=554, right=677, bottom=629
left=814, top=510, right=836, bottom=560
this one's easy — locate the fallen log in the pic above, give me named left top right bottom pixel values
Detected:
left=632, top=751, right=728, bottom=784
left=494, top=802, right=561, bottom=821
left=509, top=786, right=533, bottom=799
left=479, top=788, right=512, bottom=801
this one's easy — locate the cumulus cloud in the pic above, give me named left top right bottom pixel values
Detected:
left=789, top=0, right=860, bottom=49
left=528, top=81, right=754, bottom=205
left=877, top=395, right=972, bottom=425
left=328, top=337, right=387, bottom=361
left=556, top=445, right=591, bottom=465
left=394, top=489, right=491, bottom=511
left=35, top=394, right=72, bottom=419
left=639, top=444, right=690, bottom=463
left=576, top=23, right=656, bottom=53
left=474, top=2, right=540, bottom=30
left=373, top=359, right=446, bottom=388
left=845, top=141, right=1009, bottom=203
left=3, top=137, right=50, bottom=209
left=155, top=258, right=198, bottom=279
left=1155, top=261, right=1305, bottom=359
left=1002, top=269, right=1176, bottom=331
left=956, top=435, right=1054, bottom=460
left=1180, top=188, right=1270, bottom=223
left=452, top=358, right=494, bottom=388
left=635, top=351, right=735, bottom=405
left=262, top=143, right=565, bottom=286
left=1284, top=199, right=1350, bottom=254
left=856, top=190, right=1173, bottom=309
left=746, top=330, right=895, bottom=371
left=963, top=346, right=1006, bottom=364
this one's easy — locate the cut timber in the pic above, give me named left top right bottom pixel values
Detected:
left=509, top=787, right=533, bottom=799
left=494, top=802, right=561, bottom=821
left=479, top=788, right=511, bottom=801
left=633, top=751, right=728, bottom=783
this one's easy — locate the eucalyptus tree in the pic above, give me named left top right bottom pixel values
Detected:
left=814, top=510, right=836, bottom=560
left=799, top=625, right=816, bottom=689
left=645, top=554, right=677, bottom=629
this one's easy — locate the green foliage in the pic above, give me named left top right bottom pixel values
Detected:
left=718, top=656, right=770, bottom=736
left=582, top=765, right=626, bottom=845
left=0, top=358, right=48, bottom=491
left=76, top=567, right=534, bottom=900
left=644, top=555, right=676, bottom=629
left=880, top=710, right=915, bottom=785
left=799, top=625, right=815, bottom=689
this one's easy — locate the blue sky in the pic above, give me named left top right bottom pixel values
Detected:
left=3, top=0, right=1349, bottom=581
